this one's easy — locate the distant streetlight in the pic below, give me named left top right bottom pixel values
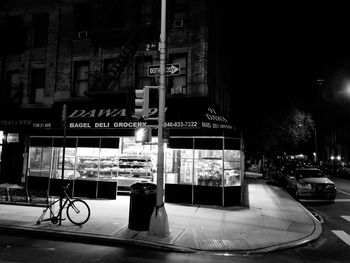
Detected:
left=345, top=81, right=350, bottom=97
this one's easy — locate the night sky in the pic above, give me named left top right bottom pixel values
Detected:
left=226, top=2, right=350, bottom=123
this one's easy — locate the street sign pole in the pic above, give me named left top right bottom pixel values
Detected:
left=149, top=0, right=169, bottom=237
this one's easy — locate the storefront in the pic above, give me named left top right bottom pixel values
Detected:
left=0, top=98, right=244, bottom=206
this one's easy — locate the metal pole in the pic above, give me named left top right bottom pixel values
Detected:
left=314, top=128, right=318, bottom=163
left=59, top=103, right=67, bottom=226
left=149, top=0, right=169, bottom=237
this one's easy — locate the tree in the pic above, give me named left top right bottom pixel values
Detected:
left=262, top=106, right=315, bottom=157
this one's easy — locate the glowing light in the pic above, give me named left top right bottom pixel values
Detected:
left=0, top=131, right=4, bottom=142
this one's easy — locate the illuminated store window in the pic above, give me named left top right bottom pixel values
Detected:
left=29, top=147, right=52, bottom=177
left=51, top=147, right=77, bottom=180
left=194, top=149, right=223, bottom=186
left=76, top=147, right=100, bottom=181
left=223, top=150, right=241, bottom=186
left=99, top=148, right=118, bottom=180
left=165, top=149, right=193, bottom=185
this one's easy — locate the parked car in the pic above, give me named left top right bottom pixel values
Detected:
left=285, top=167, right=336, bottom=201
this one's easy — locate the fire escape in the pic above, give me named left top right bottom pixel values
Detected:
left=86, top=32, right=138, bottom=95
left=84, top=0, right=159, bottom=98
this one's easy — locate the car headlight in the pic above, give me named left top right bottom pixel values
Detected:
left=297, top=182, right=312, bottom=190
left=325, top=184, right=335, bottom=189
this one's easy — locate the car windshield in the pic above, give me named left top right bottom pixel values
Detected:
left=296, top=170, right=326, bottom=179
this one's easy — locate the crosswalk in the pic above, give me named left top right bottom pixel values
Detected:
left=331, top=216, right=350, bottom=246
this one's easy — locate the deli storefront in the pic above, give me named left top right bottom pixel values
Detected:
left=0, top=98, right=244, bottom=206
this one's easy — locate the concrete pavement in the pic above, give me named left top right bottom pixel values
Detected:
left=0, top=178, right=322, bottom=254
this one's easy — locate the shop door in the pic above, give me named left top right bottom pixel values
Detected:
left=0, top=142, right=24, bottom=184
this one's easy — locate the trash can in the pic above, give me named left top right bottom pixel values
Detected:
left=128, top=182, right=157, bottom=231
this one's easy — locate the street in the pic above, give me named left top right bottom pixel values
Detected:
left=1, top=177, right=350, bottom=263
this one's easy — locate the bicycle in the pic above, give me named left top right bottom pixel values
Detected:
left=36, top=183, right=90, bottom=226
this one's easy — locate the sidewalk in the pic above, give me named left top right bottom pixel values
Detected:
left=0, top=178, right=322, bottom=254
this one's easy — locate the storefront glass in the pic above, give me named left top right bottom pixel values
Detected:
left=75, top=147, right=100, bottom=181
left=27, top=137, right=157, bottom=193
left=27, top=136, right=243, bottom=199
left=53, top=147, right=78, bottom=180
left=99, top=148, right=119, bottom=180
left=224, top=150, right=241, bottom=186
left=29, top=147, right=52, bottom=177
left=165, top=146, right=242, bottom=187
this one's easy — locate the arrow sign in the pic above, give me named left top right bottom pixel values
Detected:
left=148, top=63, right=181, bottom=76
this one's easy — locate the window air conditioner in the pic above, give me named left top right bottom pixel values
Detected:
left=173, top=19, right=184, bottom=28
left=78, top=31, right=88, bottom=39
left=171, top=86, right=186, bottom=95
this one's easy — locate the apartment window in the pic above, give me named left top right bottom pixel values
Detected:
left=74, top=3, right=91, bottom=36
left=98, top=0, right=126, bottom=30
left=170, top=0, right=188, bottom=28
left=135, top=56, right=154, bottom=90
left=30, top=68, right=45, bottom=103
left=74, top=61, right=89, bottom=96
left=32, top=13, right=49, bottom=48
left=137, top=0, right=154, bottom=26
left=6, top=70, right=20, bottom=100
left=0, top=16, right=27, bottom=53
left=168, top=53, right=187, bottom=95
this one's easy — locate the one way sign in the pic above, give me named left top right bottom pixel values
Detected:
left=148, top=63, right=181, bottom=76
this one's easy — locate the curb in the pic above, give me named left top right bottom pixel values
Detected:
left=0, top=225, right=196, bottom=253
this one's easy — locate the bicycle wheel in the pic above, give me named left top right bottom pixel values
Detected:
left=66, top=199, right=90, bottom=225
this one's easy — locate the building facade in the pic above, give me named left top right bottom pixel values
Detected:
left=0, top=0, right=243, bottom=206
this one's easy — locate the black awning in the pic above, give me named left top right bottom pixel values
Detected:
left=0, top=104, right=60, bottom=132
left=1, top=98, right=238, bottom=137
left=163, top=97, right=235, bottom=131
left=64, top=97, right=235, bottom=132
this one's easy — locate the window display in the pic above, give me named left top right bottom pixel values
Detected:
left=53, top=147, right=78, bottom=180
left=27, top=137, right=156, bottom=191
left=224, top=150, right=241, bottom=186
left=194, top=149, right=223, bottom=186
left=165, top=149, right=193, bottom=184
left=76, top=147, right=100, bottom=180
left=29, top=147, right=52, bottom=177
left=27, top=136, right=243, bottom=197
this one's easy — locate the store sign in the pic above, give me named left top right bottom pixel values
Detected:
left=65, top=105, right=233, bottom=130
left=7, top=133, right=19, bottom=143
left=68, top=121, right=147, bottom=129
left=0, top=120, right=32, bottom=127
left=67, top=107, right=155, bottom=129
left=201, top=108, right=233, bottom=130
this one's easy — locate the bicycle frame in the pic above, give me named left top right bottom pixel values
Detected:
left=37, top=187, right=73, bottom=224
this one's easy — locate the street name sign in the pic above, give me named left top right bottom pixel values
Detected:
left=148, top=63, right=180, bottom=76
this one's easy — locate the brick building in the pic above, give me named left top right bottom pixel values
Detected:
left=0, top=0, right=244, bottom=206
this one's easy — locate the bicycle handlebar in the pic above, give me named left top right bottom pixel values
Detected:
left=63, top=183, right=70, bottom=190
